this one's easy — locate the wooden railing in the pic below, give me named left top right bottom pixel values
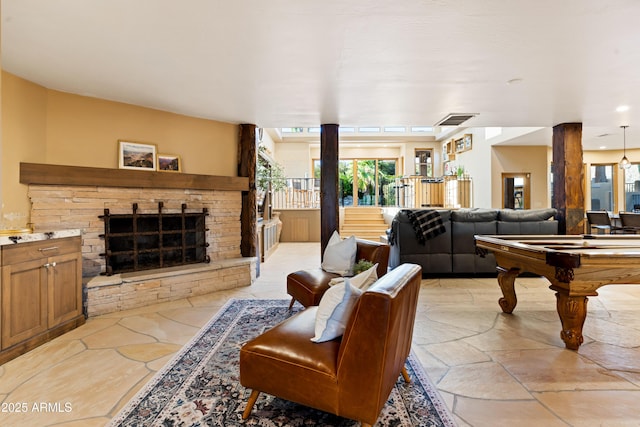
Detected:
left=266, top=175, right=472, bottom=210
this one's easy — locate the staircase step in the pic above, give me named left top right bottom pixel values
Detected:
left=340, top=207, right=389, bottom=242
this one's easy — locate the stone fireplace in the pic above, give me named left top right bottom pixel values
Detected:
left=22, top=163, right=255, bottom=317
left=100, top=202, right=210, bottom=275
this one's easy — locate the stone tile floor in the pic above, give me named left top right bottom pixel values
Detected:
left=1, top=243, right=639, bottom=426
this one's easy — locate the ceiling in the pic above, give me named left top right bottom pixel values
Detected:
left=3, top=0, right=640, bottom=150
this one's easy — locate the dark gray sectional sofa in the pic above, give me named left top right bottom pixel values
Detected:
left=388, top=208, right=558, bottom=275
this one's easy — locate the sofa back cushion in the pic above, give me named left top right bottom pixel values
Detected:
left=497, top=208, right=558, bottom=234
left=392, top=209, right=452, bottom=254
left=450, top=208, right=499, bottom=222
left=389, top=210, right=452, bottom=273
left=498, top=208, right=557, bottom=221
left=450, top=210, right=498, bottom=273
left=451, top=209, right=498, bottom=252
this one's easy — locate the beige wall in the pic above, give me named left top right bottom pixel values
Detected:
left=44, top=90, right=237, bottom=174
left=1, top=73, right=48, bottom=228
left=491, top=145, right=551, bottom=209
left=1, top=72, right=239, bottom=229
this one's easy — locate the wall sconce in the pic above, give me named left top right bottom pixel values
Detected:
left=619, top=125, right=631, bottom=169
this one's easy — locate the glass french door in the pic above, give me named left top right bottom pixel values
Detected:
left=314, top=158, right=397, bottom=207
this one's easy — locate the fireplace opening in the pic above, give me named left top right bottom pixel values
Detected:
left=100, top=202, right=210, bottom=275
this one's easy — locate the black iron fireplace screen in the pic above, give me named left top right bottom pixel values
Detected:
left=100, top=202, right=210, bottom=275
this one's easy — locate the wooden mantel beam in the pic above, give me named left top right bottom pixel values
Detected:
left=20, top=162, right=249, bottom=191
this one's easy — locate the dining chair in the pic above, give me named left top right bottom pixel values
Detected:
left=586, top=211, right=622, bottom=234
left=619, top=212, right=640, bottom=234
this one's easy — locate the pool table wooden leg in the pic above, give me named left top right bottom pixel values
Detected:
left=496, top=266, right=519, bottom=313
left=554, top=289, right=588, bottom=350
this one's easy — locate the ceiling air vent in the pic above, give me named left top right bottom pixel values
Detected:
left=434, top=113, right=478, bottom=127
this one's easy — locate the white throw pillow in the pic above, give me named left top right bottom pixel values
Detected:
left=328, top=264, right=377, bottom=288
left=321, top=231, right=357, bottom=276
left=311, top=279, right=363, bottom=343
left=348, top=263, right=378, bottom=290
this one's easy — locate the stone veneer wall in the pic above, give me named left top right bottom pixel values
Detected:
left=27, top=184, right=255, bottom=316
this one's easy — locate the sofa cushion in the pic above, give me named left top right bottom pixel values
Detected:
left=311, top=279, right=363, bottom=343
left=498, top=219, right=558, bottom=235
left=451, top=208, right=498, bottom=222
left=321, top=231, right=357, bottom=276
left=498, top=208, right=557, bottom=221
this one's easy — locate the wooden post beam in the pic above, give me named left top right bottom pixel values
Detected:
left=238, top=124, right=257, bottom=257
left=552, top=123, right=585, bottom=234
left=320, top=124, right=340, bottom=257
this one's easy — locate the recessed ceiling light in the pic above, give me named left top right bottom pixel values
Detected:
left=616, top=105, right=630, bottom=112
left=599, top=146, right=607, bottom=150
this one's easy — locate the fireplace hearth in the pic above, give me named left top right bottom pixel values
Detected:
left=100, top=202, right=209, bottom=275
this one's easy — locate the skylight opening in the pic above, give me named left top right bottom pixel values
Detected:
left=485, top=127, right=503, bottom=140
left=411, top=126, right=433, bottom=132
left=359, top=127, right=380, bottom=132
left=384, top=126, right=406, bottom=132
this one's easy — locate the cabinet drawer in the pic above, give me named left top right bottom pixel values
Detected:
left=1, top=237, right=81, bottom=265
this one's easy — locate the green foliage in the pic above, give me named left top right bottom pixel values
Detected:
left=257, top=144, right=287, bottom=192
left=353, top=259, right=375, bottom=275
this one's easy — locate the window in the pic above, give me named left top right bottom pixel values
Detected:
left=411, top=126, right=433, bottom=132
left=623, top=163, right=640, bottom=211
left=590, top=164, right=614, bottom=211
left=314, top=158, right=397, bottom=207
left=414, top=149, right=433, bottom=177
left=485, top=127, right=502, bottom=139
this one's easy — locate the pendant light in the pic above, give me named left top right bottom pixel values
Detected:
left=619, top=125, right=631, bottom=169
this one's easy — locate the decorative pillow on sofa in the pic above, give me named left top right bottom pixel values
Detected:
left=311, top=279, right=363, bottom=343
left=329, top=263, right=378, bottom=289
left=321, top=230, right=357, bottom=276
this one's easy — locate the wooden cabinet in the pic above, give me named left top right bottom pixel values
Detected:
left=1, top=236, right=84, bottom=363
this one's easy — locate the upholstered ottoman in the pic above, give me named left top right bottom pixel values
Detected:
left=286, top=238, right=390, bottom=309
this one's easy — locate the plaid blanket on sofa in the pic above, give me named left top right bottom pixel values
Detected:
left=405, top=209, right=446, bottom=244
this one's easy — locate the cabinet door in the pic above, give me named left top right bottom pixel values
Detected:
left=48, top=251, right=83, bottom=327
left=1, top=259, right=48, bottom=349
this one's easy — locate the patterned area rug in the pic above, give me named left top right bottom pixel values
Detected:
left=108, top=299, right=456, bottom=426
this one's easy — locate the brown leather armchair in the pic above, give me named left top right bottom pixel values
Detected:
left=240, top=263, right=422, bottom=426
left=286, top=238, right=390, bottom=309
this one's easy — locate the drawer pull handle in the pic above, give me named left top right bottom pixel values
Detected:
left=43, top=262, right=57, bottom=269
left=38, top=246, right=59, bottom=252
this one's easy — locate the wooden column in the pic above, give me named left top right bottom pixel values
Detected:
left=552, top=123, right=585, bottom=234
left=238, top=124, right=257, bottom=257
left=320, top=124, right=339, bottom=257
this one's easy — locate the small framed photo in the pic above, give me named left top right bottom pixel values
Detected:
left=464, top=134, right=473, bottom=150
left=157, top=153, right=182, bottom=172
left=118, top=140, right=157, bottom=170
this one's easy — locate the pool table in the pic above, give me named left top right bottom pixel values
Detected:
left=474, top=234, right=640, bottom=350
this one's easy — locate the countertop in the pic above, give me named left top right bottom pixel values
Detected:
left=0, top=229, right=82, bottom=246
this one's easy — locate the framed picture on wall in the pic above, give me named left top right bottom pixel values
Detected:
left=118, top=140, right=157, bottom=170
left=464, top=134, right=473, bottom=150
left=157, top=153, right=182, bottom=172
